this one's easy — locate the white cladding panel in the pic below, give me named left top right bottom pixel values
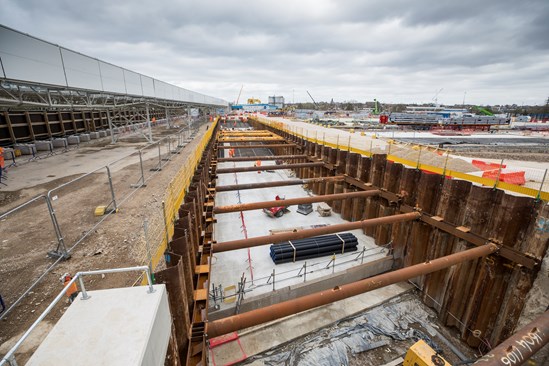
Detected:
left=61, top=48, right=103, bottom=91
left=0, top=25, right=227, bottom=106
left=99, top=62, right=126, bottom=94
left=123, top=69, right=143, bottom=96
left=153, top=79, right=165, bottom=99
left=140, top=75, right=155, bottom=97
left=0, top=26, right=66, bottom=86
left=180, top=88, right=192, bottom=103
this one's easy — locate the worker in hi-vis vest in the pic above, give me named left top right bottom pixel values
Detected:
left=60, top=273, right=78, bottom=303
left=0, top=146, right=5, bottom=184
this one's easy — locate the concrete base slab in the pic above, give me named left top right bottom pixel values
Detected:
left=212, top=162, right=387, bottom=309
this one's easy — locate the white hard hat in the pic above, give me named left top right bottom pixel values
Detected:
left=59, top=273, right=70, bottom=283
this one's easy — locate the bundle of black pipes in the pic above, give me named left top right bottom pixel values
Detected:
left=270, top=233, right=358, bottom=264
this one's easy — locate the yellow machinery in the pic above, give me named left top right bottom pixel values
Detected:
left=403, top=340, right=451, bottom=366
left=247, top=98, right=261, bottom=104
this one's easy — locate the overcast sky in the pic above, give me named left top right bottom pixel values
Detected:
left=1, top=0, right=548, bottom=105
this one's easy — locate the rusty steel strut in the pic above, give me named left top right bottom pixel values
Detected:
left=473, top=310, right=549, bottom=365
left=206, top=243, right=498, bottom=338
left=213, top=211, right=420, bottom=252
left=215, top=176, right=344, bottom=192
left=213, top=190, right=380, bottom=214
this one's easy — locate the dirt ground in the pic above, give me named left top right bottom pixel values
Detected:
left=0, top=121, right=210, bottom=362
left=447, top=144, right=549, bottom=163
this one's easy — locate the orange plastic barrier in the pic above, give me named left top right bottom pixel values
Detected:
left=472, top=159, right=507, bottom=171
left=482, top=170, right=526, bottom=185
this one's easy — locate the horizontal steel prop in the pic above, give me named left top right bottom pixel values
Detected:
left=219, top=133, right=276, bottom=137
left=218, top=138, right=286, bottom=143
left=213, top=211, right=419, bottom=252
left=216, top=162, right=325, bottom=174
left=206, top=243, right=499, bottom=338
left=215, top=176, right=345, bottom=192
left=214, top=189, right=380, bottom=214
left=218, top=155, right=308, bottom=162
left=343, top=175, right=538, bottom=269
left=473, top=310, right=549, bottom=365
left=216, top=144, right=296, bottom=149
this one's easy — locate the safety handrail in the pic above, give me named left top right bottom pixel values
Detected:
left=0, top=265, right=154, bottom=366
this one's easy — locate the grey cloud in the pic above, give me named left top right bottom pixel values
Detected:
left=0, top=0, right=548, bottom=105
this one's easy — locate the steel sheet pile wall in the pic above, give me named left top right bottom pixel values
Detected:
left=153, top=123, right=219, bottom=365
left=250, top=118, right=549, bottom=349
left=270, top=233, right=358, bottom=264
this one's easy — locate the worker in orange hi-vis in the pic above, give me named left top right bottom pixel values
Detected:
left=255, top=160, right=262, bottom=174
left=59, top=273, right=79, bottom=303
left=228, top=148, right=235, bottom=158
left=0, top=146, right=5, bottom=184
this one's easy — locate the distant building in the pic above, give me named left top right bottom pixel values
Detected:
left=231, top=103, right=278, bottom=112
left=268, top=96, right=285, bottom=108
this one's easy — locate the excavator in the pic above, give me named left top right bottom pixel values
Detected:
left=473, top=106, right=494, bottom=116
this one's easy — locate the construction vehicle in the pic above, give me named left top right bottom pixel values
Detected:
left=247, top=98, right=261, bottom=104
left=473, top=105, right=494, bottom=116
left=432, top=88, right=444, bottom=107
left=306, top=90, right=319, bottom=109
left=373, top=98, right=380, bottom=115
left=403, top=340, right=451, bottom=366
left=263, top=195, right=290, bottom=218
left=235, top=84, right=244, bottom=105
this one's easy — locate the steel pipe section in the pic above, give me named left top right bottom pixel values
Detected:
left=473, top=310, right=549, bottom=365
left=206, top=243, right=499, bottom=338
left=218, top=155, right=308, bottom=162
left=216, top=144, right=296, bottom=149
left=215, top=176, right=345, bottom=192
left=218, top=138, right=286, bottom=143
left=216, top=162, right=325, bottom=174
left=213, top=211, right=419, bottom=252
left=214, top=190, right=380, bottom=214
left=219, top=131, right=273, bottom=135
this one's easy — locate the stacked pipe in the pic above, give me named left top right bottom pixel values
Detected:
left=270, top=233, right=358, bottom=264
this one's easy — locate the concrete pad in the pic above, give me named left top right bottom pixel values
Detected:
left=14, top=144, right=36, bottom=155
left=35, top=141, right=53, bottom=152
left=26, top=285, right=171, bottom=366
left=67, top=136, right=80, bottom=145
left=52, top=138, right=68, bottom=148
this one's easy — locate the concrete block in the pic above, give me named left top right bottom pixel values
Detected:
left=89, top=132, right=99, bottom=139
left=67, top=135, right=80, bottom=145
left=35, top=140, right=53, bottom=151
left=98, top=131, right=107, bottom=138
left=52, top=138, right=68, bottom=148
left=2, top=147, right=14, bottom=160
left=14, top=143, right=36, bottom=155
left=79, top=133, right=91, bottom=142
